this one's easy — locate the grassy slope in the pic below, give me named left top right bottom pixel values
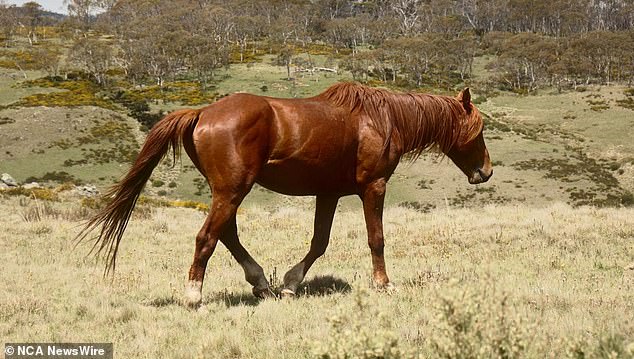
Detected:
left=0, top=106, right=144, bottom=187
left=1, top=57, right=633, bottom=209
left=0, top=68, right=62, bottom=106
left=0, top=197, right=632, bottom=357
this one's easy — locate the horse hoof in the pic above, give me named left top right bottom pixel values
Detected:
left=184, top=297, right=202, bottom=309
left=373, top=281, right=398, bottom=294
left=280, top=288, right=296, bottom=298
left=184, top=281, right=203, bottom=308
left=381, top=282, right=398, bottom=294
left=252, top=286, right=275, bottom=299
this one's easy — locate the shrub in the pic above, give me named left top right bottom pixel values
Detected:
left=0, top=187, right=59, bottom=201
left=398, top=201, right=435, bottom=213
left=616, top=97, right=634, bottom=111
left=427, top=287, right=534, bottom=359
left=313, top=289, right=414, bottom=358
left=0, top=117, right=15, bottom=125
left=472, top=95, right=487, bottom=104
left=15, top=76, right=117, bottom=109
left=24, top=171, right=82, bottom=185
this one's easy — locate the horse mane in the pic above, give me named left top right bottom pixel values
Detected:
left=318, top=82, right=483, bottom=158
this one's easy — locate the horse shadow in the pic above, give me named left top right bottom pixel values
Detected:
left=210, top=275, right=352, bottom=307
left=143, top=292, right=260, bottom=308
left=295, top=275, right=352, bottom=297
left=144, top=275, right=352, bottom=309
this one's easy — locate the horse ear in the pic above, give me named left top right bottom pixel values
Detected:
left=457, top=87, right=472, bottom=113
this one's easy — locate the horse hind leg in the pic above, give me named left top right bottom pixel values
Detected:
left=185, top=189, right=268, bottom=307
left=282, top=195, right=339, bottom=296
left=221, top=214, right=272, bottom=298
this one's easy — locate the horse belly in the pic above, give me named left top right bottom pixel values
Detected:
left=256, top=159, right=356, bottom=196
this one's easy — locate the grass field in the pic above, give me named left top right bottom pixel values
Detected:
left=0, top=196, right=633, bottom=358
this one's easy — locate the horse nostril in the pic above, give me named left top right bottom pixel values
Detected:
left=478, top=168, right=492, bottom=182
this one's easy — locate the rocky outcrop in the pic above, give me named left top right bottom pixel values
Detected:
left=22, top=182, right=42, bottom=189
left=74, top=185, right=99, bottom=197
left=1, top=173, right=18, bottom=188
left=0, top=174, right=100, bottom=197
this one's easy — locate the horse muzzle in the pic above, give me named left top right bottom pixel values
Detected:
left=469, top=168, right=493, bottom=184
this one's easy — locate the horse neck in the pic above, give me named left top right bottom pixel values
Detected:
left=389, top=94, right=463, bottom=158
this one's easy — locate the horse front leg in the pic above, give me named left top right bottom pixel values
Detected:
left=282, top=195, right=339, bottom=296
left=360, top=179, right=393, bottom=290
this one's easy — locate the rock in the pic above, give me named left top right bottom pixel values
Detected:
left=1, top=173, right=18, bottom=187
left=0, top=182, right=9, bottom=190
left=22, top=182, right=42, bottom=189
left=74, top=185, right=99, bottom=197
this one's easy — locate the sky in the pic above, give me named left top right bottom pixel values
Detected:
left=3, top=0, right=68, bottom=14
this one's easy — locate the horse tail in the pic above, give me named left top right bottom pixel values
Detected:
left=77, top=109, right=201, bottom=275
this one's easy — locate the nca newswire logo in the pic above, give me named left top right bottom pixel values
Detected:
left=5, top=343, right=112, bottom=359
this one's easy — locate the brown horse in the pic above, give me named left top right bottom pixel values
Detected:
left=78, top=82, right=492, bottom=307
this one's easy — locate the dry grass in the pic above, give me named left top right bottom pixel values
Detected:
left=1, top=196, right=633, bottom=358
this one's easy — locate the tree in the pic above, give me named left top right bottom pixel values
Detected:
left=65, top=0, right=114, bottom=28
left=488, top=33, right=558, bottom=92
left=69, top=37, right=113, bottom=85
left=276, top=44, right=294, bottom=80
left=391, top=0, right=422, bottom=35
left=0, top=3, right=19, bottom=46
left=20, top=1, right=43, bottom=45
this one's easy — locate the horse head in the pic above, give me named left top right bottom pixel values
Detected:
left=447, top=88, right=493, bottom=184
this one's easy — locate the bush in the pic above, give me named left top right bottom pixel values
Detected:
left=313, top=289, right=414, bottom=358
left=15, top=76, right=117, bottom=109
left=0, top=117, right=15, bottom=125
left=1, top=187, right=59, bottom=201
left=472, top=95, right=487, bottom=104
left=24, top=171, right=82, bottom=185
left=427, top=286, right=534, bottom=359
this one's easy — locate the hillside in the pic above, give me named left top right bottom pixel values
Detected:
left=1, top=60, right=633, bottom=210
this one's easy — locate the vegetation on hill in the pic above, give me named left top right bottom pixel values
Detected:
left=1, top=1, right=633, bottom=208
left=2, top=0, right=634, bottom=96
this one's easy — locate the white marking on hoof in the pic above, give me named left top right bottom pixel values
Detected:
left=382, top=282, right=398, bottom=294
left=280, top=288, right=296, bottom=297
left=197, top=305, right=209, bottom=314
left=184, top=280, right=203, bottom=308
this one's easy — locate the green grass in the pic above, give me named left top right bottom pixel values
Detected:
left=1, top=197, right=632, bottom=357
left=0, top=68, right=62, bottom=106
left=0, top=106, right=143, bottom=188
left=211, top=54, right=351, bottom=99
